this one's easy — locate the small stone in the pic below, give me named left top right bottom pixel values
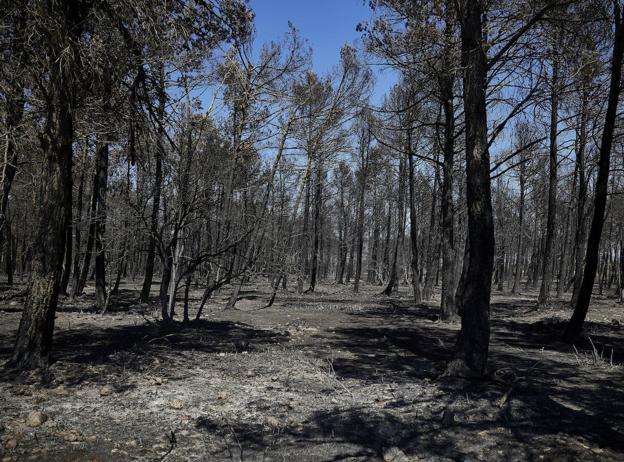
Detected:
left=154, top=377, right=163, bottom=385
left=216, top=393, right=227, bottom=401
left=245, top=370, right=254, bottom=377
left=99, top=385, right=113, bottom=396
left=59, top=429, right=82, bottom=442
left=265, top=416, right=280, bottom=428
left=270, top=376, right=278, bottom=382
left=26, top=411, right=48, bottom=428
left=170, top=399, right=184, bottom=410
left=218, top=352, right=226, bottom=357
left=383, top=446, right=409, bottom=462
left=50, top=385, right=68, bottom=396
left=3, top=438, right=18, bottom=450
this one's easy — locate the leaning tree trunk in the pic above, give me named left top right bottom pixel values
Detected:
left=564, top=5, right=624, bottom=341
left=10, top=0, right=85, bottom=368
left=446, top=0, right=494, bottom=378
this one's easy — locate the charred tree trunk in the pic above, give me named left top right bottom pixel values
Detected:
left=308, top=159, right=323, bottom=292
left=94, top=140, right=108, bottom=311
left=10, top=1, right=85, bottom=369
left=538, top=52, right=560, bottom=306
left=564, top=4, right=624, bottom=342
left=569, top=90, right=589, bottom=302
left=446, top=0, right=494, bottom=378
left=512, top=162, right=526, bottom=294
left=383, top=156, right=406, bottom=296
left=406, top=135, right=422, bottom=304
left=439, top=13, right=457, bottom=319
left=354, top=127, right=371, bottom=293
left=140, top=70, right=165, bottom=303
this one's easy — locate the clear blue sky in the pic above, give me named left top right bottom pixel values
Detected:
left=249, top=0, right=396, bottom=103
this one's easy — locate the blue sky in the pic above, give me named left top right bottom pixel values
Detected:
left=249, top=0, right=397, bottom=103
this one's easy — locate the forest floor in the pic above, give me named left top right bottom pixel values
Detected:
left=0, top=282, right=623, bottom=462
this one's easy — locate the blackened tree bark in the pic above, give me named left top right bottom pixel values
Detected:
left=511, top=148, right=527, bottom=294
left=406, top=130, right=422, bottom=303
left=569, top=86, right=590, bottom=303
left=353, top=128, right=371, bottom=293
left=308, top=158, right=323, bottom=292
left=0, top=87, right=24, bottom=259
left=439, top=2, right=457, bottom=319
left=74, top=161, right=97, bottom=297
left=382, top=155, right=406, bottom=296
left=0, top=11, right=25, bottom=255
left=59, top=210, right=72, bottom=295
left=140, top=69, right=165, bottom=302
left=564, top=2, right=624, bottom=342
left=440, top=73, right=456, bottom=317
left=10, top=1, right=87, bottom=370
left=70, top=146, right=87, bottom=296
left=538, top=50, right=560, bottom=306
left=94, top=76, right=112, bottom=311
left=94, top=140, right=109, bottom=311
left=446, top=0, right=494, bottom=378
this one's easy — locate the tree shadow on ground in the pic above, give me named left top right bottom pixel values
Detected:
left=295, top=301, right=624, bottom=456
left=0, top=319, right=289, bottom=386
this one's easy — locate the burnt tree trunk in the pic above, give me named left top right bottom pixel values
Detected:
left=140, top=70, right=165, bottom=303
left=538, top=51, right=560, bottom=306
left=10, top=1, right=86, bottom=370
left=446, top=0, right=494, bottom=378
left=383, top=155, right=406, bottom=296
left=564, top=3, right=624, bottom=342
left=406, top=131, right=422, bottom=304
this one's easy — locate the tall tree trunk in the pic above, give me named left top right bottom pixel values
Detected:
left=1, top=89, right=24, bottom=288
left=538, top=52, right=560, bottom=306
left=353, top=142, right=370, bottom=293
left=440, top=8, right=457, bottom=319
left=70, top=147, right=86, bottom=296
left=383, top=156, right=406, bottom=295
left=94, top=141, right=108, bottom=311
left=308, top=159, right=323, bottom=292
left=0, top=75, right=24, bottom=255
left=406, top=135, right=422, bottom=304
left=140, top=69, right=165, bottom=302
left=446, top=0, right=494, bottom=378
left=10, top=1, right=85, bottom=369
left=511, top=164, right=526, bottom=294
left=74, top=161, right=97, bottom=297
left=564, top=3, right=624, bottom=341
left=569, top=90, right=589, bottom=302
left=423, top=165, right=440, bottom=300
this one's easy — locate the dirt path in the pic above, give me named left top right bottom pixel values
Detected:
left=1, top=283, right=623, bottom=461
